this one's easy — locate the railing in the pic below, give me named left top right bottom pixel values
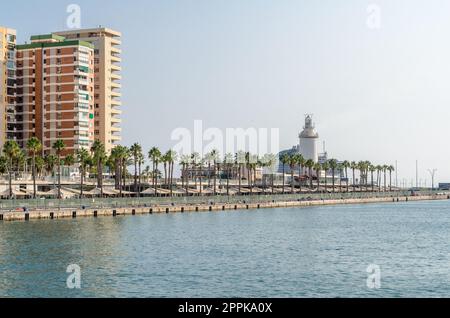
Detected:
left=0, top=190, right=444, bottom=212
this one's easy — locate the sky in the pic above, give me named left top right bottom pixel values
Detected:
left=2, top=0, right=450, bottom=184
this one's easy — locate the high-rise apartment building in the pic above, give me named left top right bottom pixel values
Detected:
left=0, top=26, right=17, bottom=147
left=55, top=28, right=122, bottom=154
left=16, top=34, right=95, bottom=156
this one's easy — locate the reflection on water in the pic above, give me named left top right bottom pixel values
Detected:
left=1, top=200, right=450, bottom=298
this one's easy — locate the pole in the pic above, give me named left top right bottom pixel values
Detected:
left=395, top=160, right=398, bottom=188
left=416, top=160, right=418, bottom=189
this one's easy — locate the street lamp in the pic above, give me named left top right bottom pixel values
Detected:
left=428, top=169, right=437, bottom=191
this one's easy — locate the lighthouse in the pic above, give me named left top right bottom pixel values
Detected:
left=299, top=115, right=319, bottom=163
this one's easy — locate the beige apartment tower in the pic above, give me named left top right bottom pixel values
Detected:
left=0, top=26, right=17, bottom=148
left=55, top=28, right=122, bottom=154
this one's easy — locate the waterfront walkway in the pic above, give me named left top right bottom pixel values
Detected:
left=0, top=191, right=448, bottom=222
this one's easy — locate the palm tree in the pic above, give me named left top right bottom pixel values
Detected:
left=26, top=137, right=42, bottom=199
left=294, top=154, right=305, bottom=193
left=165, top=150, right=177, bottom=196
left=342, top=160, right=350, bottom=192
left=161, top=153, right=168, bottom=188
left=314, top=162, right=321, bottom=192
left=328, top=159, right=338, bottom=193
left=304, top=159, right=314, bottom=191
left=337, top=163, right=343, bottom=193
left=210, top=150, right=220, bottom=195
left=280, top=153, right=289, bottom=194
left=111, top=145, right=128, bottom=197
left=148, top=147, right=162, bottom=196
left=64, top=154, right=75, bottom=171
left=288, top=154, right=297, bottom=194
left=322, top=161, right=330, bottom=193
left=224, top=153, right=234, bottom=196
left=44, top=154, right=57, bottom=177
left=236, top=151, right=245, bottom=195
left=388, top=165, right=395, bottom=191
left=3, top=140, right=20, bottom=199
left=76, top=148, right=90, bottom=198
left=350, top=161, right=357, bottom=192
left=52, top=140, right=66, bottom=199
left=383, top=165, right=388, bottom=192
left=179, top=154, right=190, bottom=193
left=370, top=165, right=376, bottom=192
left=35, top=155, right=45, bottom=178
left=91, top=140, right=106, bottom=196
left=130, top=143, right=143, bottom=194
left=376, top=165, right=382, bottom=192
left=138, top=153, right=144, bottom=195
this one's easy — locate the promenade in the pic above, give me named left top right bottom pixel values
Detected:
left=1, top=191, right=448, bottom=222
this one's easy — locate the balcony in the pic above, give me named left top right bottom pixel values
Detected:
left=111, top=55, right=121, bottom=63
left=111, top=47, right=122, bottom=54
left=111, top=116, right=121, bottom=124
left=111, top=107, right=122, bottom=115
left=111, top=73, right=121, bottom=80
left=111, top=82, right=121, bottom=89
left=111, top=91, right=121, bottom=98
left=110, top=65, right=121, bottom=72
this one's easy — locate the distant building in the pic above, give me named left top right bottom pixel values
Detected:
left=438, top=183, right=450, bottom=191
left=0, top=26, right=17, bottom=148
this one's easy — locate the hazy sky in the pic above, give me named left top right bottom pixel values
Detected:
left=2, top=0, right=450, bottom=184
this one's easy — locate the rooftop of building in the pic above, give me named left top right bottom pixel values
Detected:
left=16, top=33, right=94, bottom=50
left=54, top=27, right=121, bottom=38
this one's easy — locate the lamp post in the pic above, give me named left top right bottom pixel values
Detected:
left=428, top=169, right=437, bottom=191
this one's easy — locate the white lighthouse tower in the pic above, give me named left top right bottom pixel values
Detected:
left=299, top=115, right=319, bottom=163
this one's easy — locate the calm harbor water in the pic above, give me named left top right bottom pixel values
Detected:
left=1, top=200, right=450, bottom=298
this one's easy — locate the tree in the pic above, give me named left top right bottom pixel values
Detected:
left=165, top=150, right=177, bottom=196
left=322, top=161, right=330, bottom=193
left=342, top=161, right=350, bottom=192
left=328, top=159, right=338, bottom=193
left=52, top=140, right=66, bottom=199
left=224, top=153, right=234, bottom=196
left=369, top=165, right=376, bottom=192
left=26, top=137, right=42, bottom=199
left=91, top=140, right=107, bottom=196
left=3, top=140, right=20, bottom=199
left=206, top=150, right=220, bottom=196
left=314, top=163, right=321, bottom=192
left=130, top=143, right=143, bottom=194
left=148, top=147, right=162, bottom=196
left=388, top=165, right=395, bottom=191
left=280, top=153, right=290, bottom=194
left=111, top=145, right=128, bottom=197
left=295, top=154, right=305, bottom=193
left=305, top=159, right=315, bottom=191
left=288, top=154, right=297, bottom=194
left=350, top=161, right=357, bottom=192
left=236, top=151, right=245, bottom=195
left=76, top=148, right=90, bottom=198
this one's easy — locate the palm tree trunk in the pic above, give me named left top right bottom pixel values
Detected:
left=238, top=165, right=241, bottom=195
left=282, top=165, right=285, bottom=194
left=32, top=154, right=37, bottom=199
left=58, top=156, right=61, bottom=199
left=291, top=168, right=294, bottom=194
left=8, top=158, right=12, bottom=199
left=298, top=165, right=302, bottom=193
left=332, top=169, right=335, bottom=193
left=134, top=161, right=138, bottom=193
left=80, top=166, right=84, bottom=198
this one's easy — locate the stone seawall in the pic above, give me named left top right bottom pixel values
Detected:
left=0, top=194, right=448, bottom=222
